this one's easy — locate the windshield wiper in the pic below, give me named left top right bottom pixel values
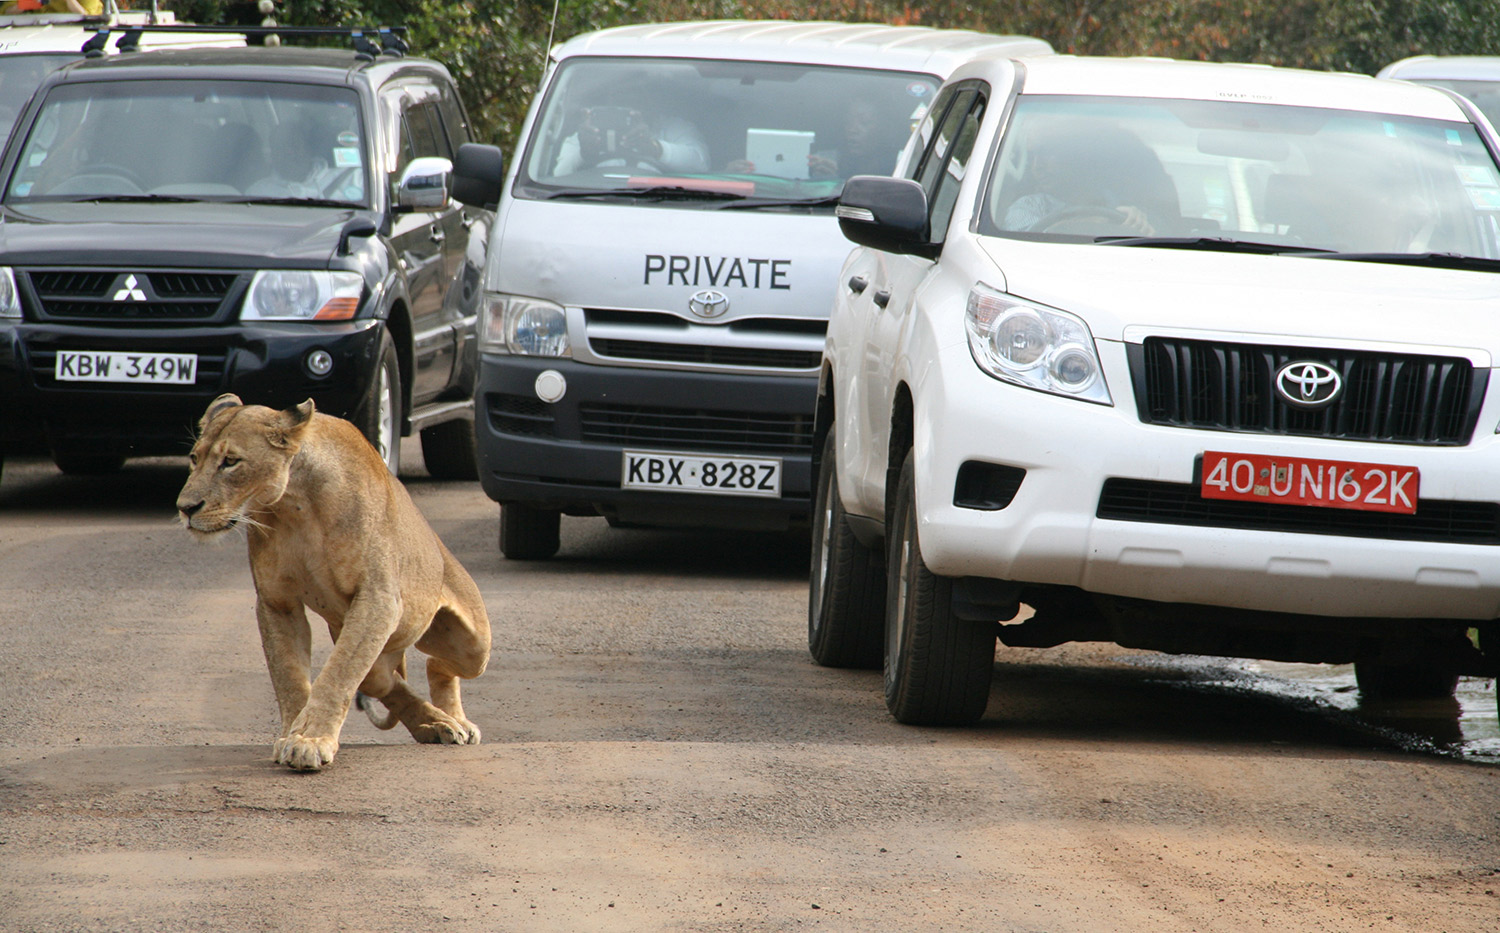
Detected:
left=544, top=185, right=747, bottom=202
left=1098, top=235, right=1334, bottom=255
left=229, top=196, right=358, bottom=208
left=1301, top=251, right=1500, bottom=272
left=716, top=195, right=843, bottom=211
left=79, top=194, right=202, bottom=203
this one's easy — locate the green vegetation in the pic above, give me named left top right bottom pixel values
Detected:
left=167, top=1, right=1500, bottom=148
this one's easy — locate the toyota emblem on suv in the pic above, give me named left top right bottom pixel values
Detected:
left=688, top=289, right=730, bottom=320
left=1275, top=360, right=1342, bottom=409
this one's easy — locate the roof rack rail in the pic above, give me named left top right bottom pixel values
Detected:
left=80, top=24, right=409, bottom=59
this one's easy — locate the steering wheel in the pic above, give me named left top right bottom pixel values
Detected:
left=1036, top=205, right=1132, bottom=234
left=80, top=164, right=147, bottom=191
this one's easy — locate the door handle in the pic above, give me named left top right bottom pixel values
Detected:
left=873, top=289, right=891, bottom=309
left=461, top=211, right=476, bottom=230
left=429, top=227, right=446, bottom=244
left=847, top=274, right=868, bottom=294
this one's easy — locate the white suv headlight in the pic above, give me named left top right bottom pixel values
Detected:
left=0, top=267, right=19, bottom=319
left=965, top=284, right=1112, bottom=405
left=478, top=293, right=570, bottom=357
left=241, top=271, right=363, bottom=321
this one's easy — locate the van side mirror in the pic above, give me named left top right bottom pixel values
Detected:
left=395, top=156, right=453, bottom=211
left=452, top=142, right=505, bottom=211
left=836, top=175, right=933, bottom=257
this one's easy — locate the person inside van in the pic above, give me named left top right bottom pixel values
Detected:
left=552, top=100, right=708, bottom=175
left=808, top=97, right=905, bottom=179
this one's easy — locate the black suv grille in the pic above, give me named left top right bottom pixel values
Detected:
left=1129, top=338, right=1484, bottom=446
left=25, top=269, right=239, bottom=323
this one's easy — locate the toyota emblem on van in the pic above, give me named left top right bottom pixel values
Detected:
left=688, top=289, right=730, bottom=320
left=1274, top=361, right=1343, bottom=408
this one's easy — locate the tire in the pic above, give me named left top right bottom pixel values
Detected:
left=884, top=450, right=995, bottom=726
left=808, top=430, right=884, bottom=668
left=53, top=450, right=126, bottom=475
left=500, top=502, right=561, bottom=560
left=1354, top=659, right=1460, bottom=701
left=419, top=418, right=479, bottom=480
left=355, top=330, right=401, bottom=475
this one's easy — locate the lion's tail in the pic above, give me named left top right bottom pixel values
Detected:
left=354, top=654, right=404, bottom=730
left=355, top=691, right=400, bottom=730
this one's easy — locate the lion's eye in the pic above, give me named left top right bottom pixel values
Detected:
left=221, top=456, right=241, bottom=469
left=188, top=453, right=199, bottom=467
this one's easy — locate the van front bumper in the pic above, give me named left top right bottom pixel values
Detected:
left=475, top=354, right=815, bottom=530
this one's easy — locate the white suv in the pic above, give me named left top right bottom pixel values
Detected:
left=815, top=55, right=1500, bottom=726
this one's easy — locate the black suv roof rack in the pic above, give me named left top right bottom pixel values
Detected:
left=81, top=24, right=409, bottom=60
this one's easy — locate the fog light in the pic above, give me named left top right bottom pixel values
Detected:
left=534, top=369, right=566, bottom=403
left=305, top=349, right=334, bottom=377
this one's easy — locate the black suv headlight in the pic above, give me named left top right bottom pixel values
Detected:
left=240, top=271, right=364, bottom=321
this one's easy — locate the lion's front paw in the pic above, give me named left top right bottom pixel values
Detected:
left=413, top=716, right=481, bottom=746
left=273, top=733, right=339, bottom=771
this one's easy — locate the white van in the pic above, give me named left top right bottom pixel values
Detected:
left=0, top=3, right=243, bottom=138
left=453, top=20, right=1050, bottom=558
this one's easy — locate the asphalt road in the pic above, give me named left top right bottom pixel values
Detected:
left=1, top=443, right=1498, bottom=932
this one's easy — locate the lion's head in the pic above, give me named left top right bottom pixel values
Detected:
left=176, top=393, right=316, bottom=538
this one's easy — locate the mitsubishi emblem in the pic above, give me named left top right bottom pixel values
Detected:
left=112, top=274, right=147, bottom=302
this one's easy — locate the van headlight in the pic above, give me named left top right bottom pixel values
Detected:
left=965, top=284, right=1111, bottom=405
left=0, top=267, right=19, bottom=319
left=241, top=271, right=363, bottom=321
left=479, top=293, right=570, bottom=357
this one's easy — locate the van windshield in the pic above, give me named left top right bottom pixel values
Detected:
left=517, top=56, right=938, bottom=205
left=6, top=79, right=368, bottom=204
left=0, top=53, right=74, bottom=138
left=983, top=95, right=1500, bottom=258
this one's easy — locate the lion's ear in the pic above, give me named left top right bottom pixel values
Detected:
left=268, top=399, right=316, bottom=450
left=198, top=393, right=242, bottom=432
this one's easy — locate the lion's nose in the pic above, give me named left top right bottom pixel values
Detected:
left=178, top=499, right=204, bottom=519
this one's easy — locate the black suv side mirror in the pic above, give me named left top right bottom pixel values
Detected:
left=395, top=156, right=453, bottom=211
left=452, top=142, right=506, bottom=211
left=836, top=176, right=934, bottom=257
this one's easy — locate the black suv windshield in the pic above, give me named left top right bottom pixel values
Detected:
left=7, top=78, right=369, bottom=205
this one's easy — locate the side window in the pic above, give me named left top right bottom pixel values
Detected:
left=927, top=90, right=988, bottom=242
left=436, top=80, right=473, bottom=151
left=900, top=85, right=960, bottom=182
left=389, top=85, right=448, bottom=175
left=915, top=87, right=978, bottom=203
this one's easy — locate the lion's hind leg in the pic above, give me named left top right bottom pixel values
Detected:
left=358, top=648, right=472, bottom=745
left=415, top=569, right=491, bottom=745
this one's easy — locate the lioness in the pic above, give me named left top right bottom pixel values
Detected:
left=176, top=393, right=491, bottom=771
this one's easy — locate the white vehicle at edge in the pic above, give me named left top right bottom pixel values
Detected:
left=0, top=3, right=242, bottom=137
left=816, top=55, right=1500, bottom=726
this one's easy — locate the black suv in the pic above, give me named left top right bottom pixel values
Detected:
left=0, top=34, right=503, bottom=480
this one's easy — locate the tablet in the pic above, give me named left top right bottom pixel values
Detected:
left=745, top=128, right=815, bottom=179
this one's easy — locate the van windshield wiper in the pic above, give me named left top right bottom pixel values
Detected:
left=1097, top=235, right=1334, bottom=255
left=543, top=185, right=748, bottom=202
left=1300, top=251, right=1500, bottom=272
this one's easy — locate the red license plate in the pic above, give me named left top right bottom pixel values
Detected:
left=1200, top=451, right=1419, bottom=514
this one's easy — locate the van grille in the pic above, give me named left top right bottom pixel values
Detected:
left=578, top=401, right=813, bottom=454
left=1129, top=337, right=1482, bottom=446
left=582, top=308, right=824, bottom=372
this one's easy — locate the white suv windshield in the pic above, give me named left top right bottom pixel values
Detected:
left=984, top=96, right=1500, bottom=257
left=519, top=56, right=938, bottom=203
left=7, top=79, right=368, bottom=204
